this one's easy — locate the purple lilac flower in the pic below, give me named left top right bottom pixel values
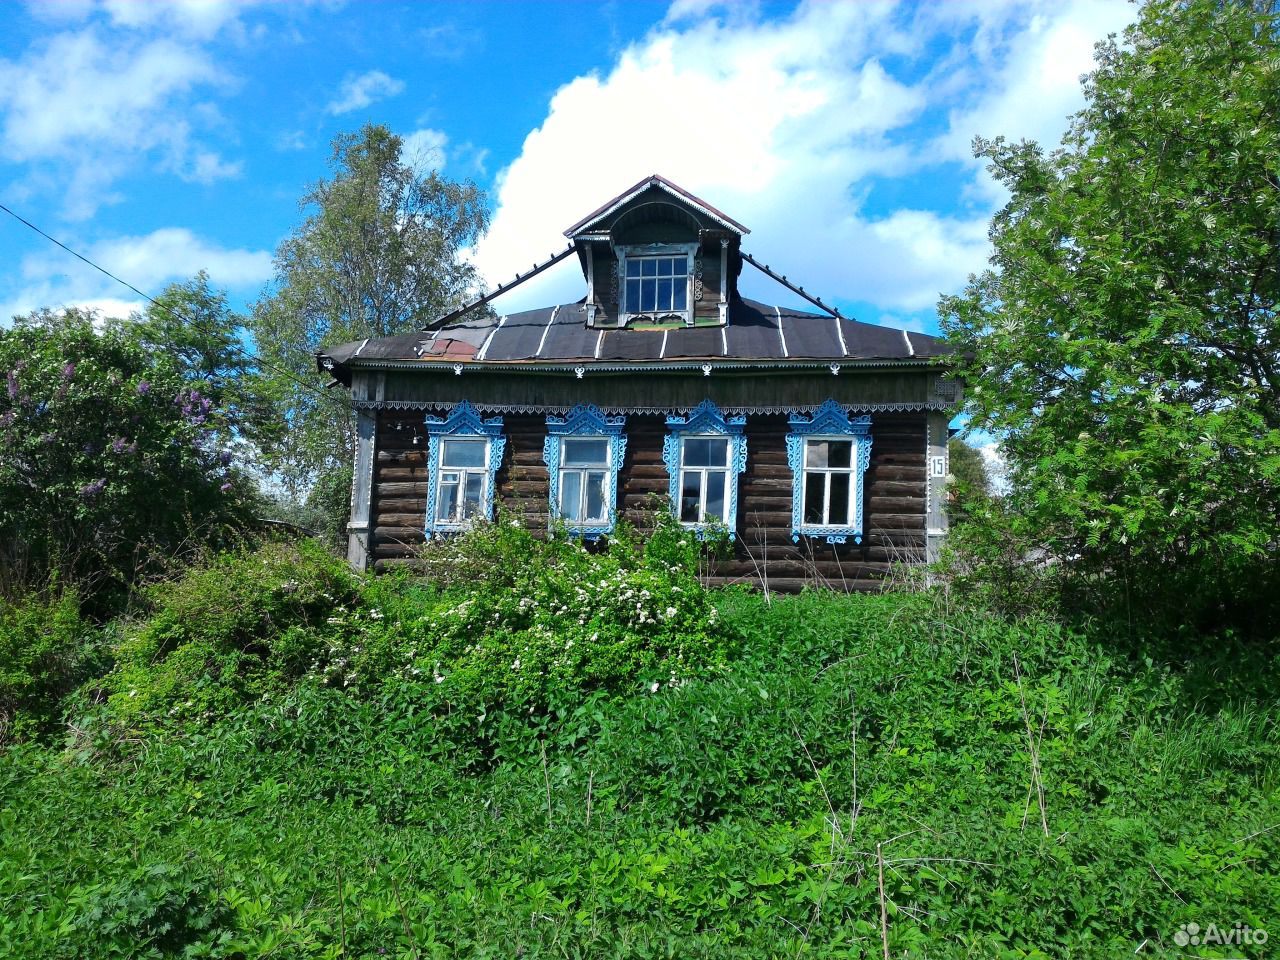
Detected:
left=6, top=372, right=17, bottom=401
left=136, top=381, right=150, bottom=396
left=220, top=482, right=233, bottom=493
left=111, top=437, right=127, bottom=454
left=218, top=450, right=232, bottom=465
left=61, top=362, right=75, bottom=380
left=79, top=479, right=106, bottom=498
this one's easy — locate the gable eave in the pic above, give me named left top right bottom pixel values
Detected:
left=563, top=174, right=750, bottom=238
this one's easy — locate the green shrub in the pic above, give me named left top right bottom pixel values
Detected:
left=99, top=517, right=739, bottom=743
left=361, top=516, right=736, bottom=705
left=0, top=308, right=256, bottom=612
left=0, top=586, right=99, bottom=744
left=104, top=540, right=362, bottom=728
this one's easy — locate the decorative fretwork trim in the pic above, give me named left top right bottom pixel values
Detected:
left=541, top=404, right=627, bottom=539
left=423, top=400, right=506, bottom=538
left=356, top=399, right=940, bottom=415
left=785, top=399, right=873, bottom=545
left=661, top=399, right=748, bottom=540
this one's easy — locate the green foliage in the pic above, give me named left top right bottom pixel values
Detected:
left=124, top=271, right=271, bottom=458
left=946, top=437, right=991, bottom=517
left=0, top=587, right=99, bottom=744
left=0, top=309, right=255, bottom=607
left=939, top=0, right=1280, bottom=631
left=99, top=518, right=736, bottom=746
left=2, top=589, right=1276, bottom=958
left=104, top=540, right=362, bottom=729
left=250, top=123, right=489, bottom=492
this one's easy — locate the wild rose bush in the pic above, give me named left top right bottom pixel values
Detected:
left=97, top=520, right=739, bottom=739
left=316, top=516, right=738, bottom=716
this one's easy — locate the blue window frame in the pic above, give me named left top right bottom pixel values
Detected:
left=542, top=404, right=627, bottom=538
left=785, top=400, right=872, bottom=544
left=662, top=399, right=747, bottom=537
left=424, top=401, right=505, bottom=536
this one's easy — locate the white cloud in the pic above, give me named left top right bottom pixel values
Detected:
left=978, top=441, right=1010, bottom=496
left=326, top=70, right=405, bottom=115
left=402, top=128, right=448, bottom=174
left=2, top=227, right=272, bottom=322
left=473, top=0, right=1134, bottom=316
left=0, top=27, right=238, bottom=218
left=27, top=0, right=264, bottom=40
left=928, top=0, right=1133, bottom=200
left=275, top=129, right=308, bottom=152
left=100, top=0, right=257, bottom=38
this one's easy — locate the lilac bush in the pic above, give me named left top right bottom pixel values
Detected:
left=0, top=309, right=252, bottom=604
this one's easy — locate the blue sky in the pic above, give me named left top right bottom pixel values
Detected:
left=0, top=0, right=1136, bottom=338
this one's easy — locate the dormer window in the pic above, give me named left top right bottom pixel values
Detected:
left=617, top=243, right=697, bottom=326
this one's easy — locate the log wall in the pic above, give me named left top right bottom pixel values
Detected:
left=368, top=408, right=927, bottom=591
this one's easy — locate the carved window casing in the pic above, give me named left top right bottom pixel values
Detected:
left=786, top=399, right=873, bottom=544
left=662, top=399, right=747, bottom=538
left=542, top=404, right=627, bottom=539
left=424, top=401, right=506, bottom=536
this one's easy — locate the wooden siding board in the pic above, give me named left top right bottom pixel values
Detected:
left=381, top=370, right=935, bottom=411
left=368, top=404, right=928, bottom=591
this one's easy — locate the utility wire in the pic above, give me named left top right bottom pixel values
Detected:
left=0, top=201, right=349, bottom=411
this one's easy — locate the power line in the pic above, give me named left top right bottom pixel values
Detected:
left=0, top=201, right=349, bottom=412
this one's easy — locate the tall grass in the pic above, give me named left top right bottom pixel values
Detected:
left=0, top=543, right=1276, bottom=958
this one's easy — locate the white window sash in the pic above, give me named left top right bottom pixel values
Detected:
left=801, top=437, right=856, bottom=527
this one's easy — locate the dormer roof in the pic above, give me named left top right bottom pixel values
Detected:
left=563, top=174, right=750, bottom=238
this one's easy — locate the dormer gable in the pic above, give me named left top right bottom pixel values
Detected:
left=566, top=175, right=749, bottom=329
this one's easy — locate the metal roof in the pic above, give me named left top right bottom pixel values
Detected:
left=318, top=297, right=948, bottom=383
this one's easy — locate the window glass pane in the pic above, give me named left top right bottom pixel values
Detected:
left=683, top=437, right=728, bottom=467
left=673, top=284, right=687, bottom=311
left=560, top=471, right=582, bottom=522
left=828, top=441, right=853, bottom=469
left=641, top=283, right=657, bottom=312
left=562, top=437, right=608, bottom=465
left=828, top=472, right=850, bottom=525
left=804, top=472, right=825, bottom=525
left=704, top=470, right=726, bottom=522
left=641, top=258, right=657, bottom=277
left=680, top=471, right=701, bottom=523
left=437, top=480, right=459, bottom=522
left=585, top=472, right=606, bottom=521
left=462, top=472, right=484, bottom=517
left=805, top=439, right=829, bottom=469
left=626, top=259, right=642, bottom=278
left=626, top=279, right=641, bottom=311
left=656, top=278, right=672, bottom=310
left=442, top=438, right=486, bottom=468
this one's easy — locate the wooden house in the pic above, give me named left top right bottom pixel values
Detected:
left=317, top=175, right=959, bottom=590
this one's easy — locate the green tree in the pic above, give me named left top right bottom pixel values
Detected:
left=122, top=271, right=271, bottom=459
left=0, top=309, right=253, bottom=606
left=250, top=124, right=489, bottom=499
left=940, top=0, right=1279, bottom=622
left=948, top=437, right=991, bottom=502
